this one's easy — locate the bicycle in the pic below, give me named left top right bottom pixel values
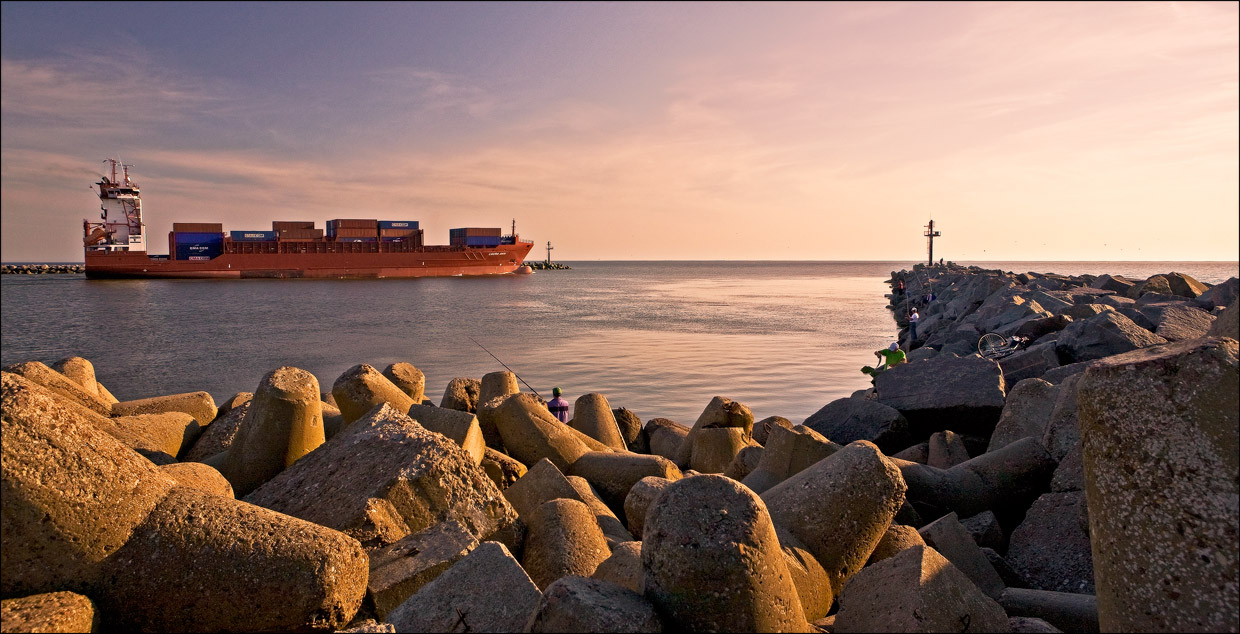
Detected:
left=977, top=333, right=1029, bottom=360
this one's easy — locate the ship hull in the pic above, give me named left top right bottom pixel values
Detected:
left=84, top=242, right=534, bottom=279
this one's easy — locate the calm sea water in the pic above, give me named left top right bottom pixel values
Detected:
left=2, top=261, right=1235, bottom=426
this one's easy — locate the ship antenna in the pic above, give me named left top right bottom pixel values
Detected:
left=467, top=336, right=542, bottom=399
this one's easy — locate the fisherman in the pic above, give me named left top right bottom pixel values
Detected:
left=908, top=308, right=920, bottom=342
left=547, top=387, right=570, bottom=423
left=895, top=278, right=905, bottom=297
left=861, top=343, right=906, bottom=381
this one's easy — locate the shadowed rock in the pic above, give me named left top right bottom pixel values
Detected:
left=623, top=476, right=674, bottom=540
left=1195, top=277, right=1238, bottom=311
left=612, top=407, right=647, bottom=452
left=382, top=362, right=426, bottom=402
left=646, top=418, right=689, bottom=461
left=918, top=512, right=1006, bottom=599
left=523, top=498, right=613, bottom=590
left=752, top=415, right=794, bottom=446
left=866, top=524, right=927, bottom=565
left=216, top=391, right=253, bottom=419
left=1054, top=310, right=1168, bottom=364
left=1077, top=337, right=1238, bottom=633
left=801, top=398, right=911, bottom=454
left=565, top=475, right=641, bottom=547
left=741, top=424, right=840, bottom=494
left=182, top=399, right=250, bottom=462
left=333, top=364, right=415, bottom=424
left=567, top=451, right=682, bottom=522
left=1006, top=491, right=1094, bottom=594
left=833, top=545, right=1010, bottom=633
left=672, top=396, right=754, bottom=468
left=159, top=462, right=234, bottom=498
left=570, top=393, right=628, bottom=450
left=642, top=475, right=809, bottom=633
left=875, top=355, right=1007, bottom=439
left=987, top=378, right=1059, bottom=453
left=1000, top=588, right=1099, bottom=634
left=526, top=576, right=663, bottom=633
left=439, top=376, right=481, bottom=413
left=1208, top=297, right=1239, bottom=340
left=245, top=403, right=519, bottom=551
left=3, top=360, right=112, bottom=415
left=407, top=403, right=485, bottom=465
left=480, top=447, right=526, bottom=489
left=722, top=444, right=764, bottom=481
left=774, top=527, right=835, bottom=622
left=592, top=541, right=645, bottom=594
left=0, top=591, right=99, bottom=634
left=762, top=441, right=906, bottom=597
left=207, top=366, right=326, bottom=497
left=365, top=520, right=478, bottom=619
left=893, top=436, right=1056, bottom=519
left=385, top=542, right=541, bottom=633
left=927, top=430, right=970, bottom=468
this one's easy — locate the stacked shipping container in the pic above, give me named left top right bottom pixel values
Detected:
left=169, top=231, right=224, bottom=260
left=327, top=219, right=379, bottom=242
left=230, top=230, right=277, bottom=241
left=450, top=227, right=503, bottom=247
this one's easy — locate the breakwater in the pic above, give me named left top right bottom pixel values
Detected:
left=528, top=261, right=571, bottom=270
left=1, top=263, right=84, bottom=274
left=1, top=265, right=1236, bottom=633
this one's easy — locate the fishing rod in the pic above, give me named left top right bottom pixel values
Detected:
left=467, top=336, right=542, bottom=399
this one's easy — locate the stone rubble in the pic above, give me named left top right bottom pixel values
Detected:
left=1, top=264, right=1236, bottom=632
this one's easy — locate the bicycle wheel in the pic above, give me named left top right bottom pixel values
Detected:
left=978, top=333, right=1006, bottom=358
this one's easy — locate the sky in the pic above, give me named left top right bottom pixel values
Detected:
left=1, top=1, right=1237, bottom=263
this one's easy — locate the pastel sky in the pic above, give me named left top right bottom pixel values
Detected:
left=2, top=1, right=1237, bottom=262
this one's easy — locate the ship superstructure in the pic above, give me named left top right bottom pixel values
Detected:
left=81, top=158, right=533, bottom=279
left=84, top=159, right=146, bottom=252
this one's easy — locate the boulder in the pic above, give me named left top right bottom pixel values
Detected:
left=526, top=576, right=663, bottom=633
left=244, top=403, right=519, bottom=551
left=672, top=396, right=753, bottom=468
left=1006, top=491, right=1094, bottom=595
left=0, top=591, right=99, bottom=634
left=801, top=397, right=911, bottom=454
left=722, top=445, right=764, bottom=481
left=365, top=520, right=479, bottom=619
left=1054, top=311, right=1168, bottom=364
left=1040, top=373, right=1083, bottom=462
left=998, top=342, right=1061, bottom=386
left=385, top=542, right=541, bottom=633
left=642, top=475, right=809, bottom=632
left=591, top=541, right=645, bottom=594
left=1090, top=274, right=1136, bottom=295
left=875, top=354, right=1007, bottom=439
left=522, top=499, right=613, bottom=590
left=1077, top=337, right=1238, bottom=632
left=893, top=437, right=1056, bottom=519
left=1126, top=274, right=1173, bottom=299
left=332, top=364, right=415, bottom=424
left=407, top=403, right=485, bottom=465
left=382, top=362, right=426, bottom=402
left=1208, top=297, right=1239, bottom=340
left=1000, top=588, right=1099, bottom=634
left=570, top=393, right=627, bottom=450
left=612, top=407, right=646, bottom=452
left=1163, top=271, right=1209, bottom=298
left=866, top=524, right=927, bottom=565
left=762, top=441, right=907, bottom=598
left=1195, top=276, right=1238, bottom=311
left=439, top=376, right=481, bottom=413
left=986, top=378, right=1059, bottom=453
left=917, top=512, right=1006, bottom=599
left=207, top=366, right=326, bottom=497
left=1149, top=303, right=1216, bottom=341
left=833, top=546, right=1010, bottom=633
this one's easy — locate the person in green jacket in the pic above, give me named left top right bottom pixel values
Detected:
left=861, top=343, right=906, bottom=380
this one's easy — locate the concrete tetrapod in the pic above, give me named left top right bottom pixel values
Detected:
left=50, top=356, right=101, bottom=399
left=332, top=364, right=415, bottom=425
left=741, top=424, right=840, bottom=494
left=407, top=403, right=485, bottom=465
left=623, top=476, right=674, bottom=540
left=3, top=360, right=113, bottom=415
left=672, top=396, right=754, bottom=468
left=567, top=451, right=682, bottom=521
left=479, top=370, right=519, bottom=405
left=889, top=436, right=1056, bottom=519
left=689, top=426, right=751, bottom=474
left=569, top=392, right=628, bottom=450
left=641, top=474, right=809, bottom=633
left=207, top=366, right=326, bottom=497
left=522, top=498, right=613, bottom=590
left=111, top=390, right=218, bottom=428
left=490, top=393, right=592, bottom=471
left=1077, top=337, right=1239, bottom=633
left=0, top=591, right=99, bottom=634
left=525, top=576, right=663, bottom=633
left=761, top=440, right=907, bottom=598
left=382, top=362, right=426, bottom=403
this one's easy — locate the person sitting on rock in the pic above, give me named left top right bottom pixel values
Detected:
left=861, top=343, right=906, bottom=381
left=547, top=387, right=570, bottom=423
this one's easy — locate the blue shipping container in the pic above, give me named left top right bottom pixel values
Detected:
left=174, top=232, right=224, bottom=243
left=230, top=230, right=277, bottom=241
left=175, top=243, right=222, bottom=260
left=378, top=220, right=419, bottom=229
left=465, top=236, right=501, bottom=247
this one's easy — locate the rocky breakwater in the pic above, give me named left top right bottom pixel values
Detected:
left=2, top=261, right=1237, bottom=633
left=1, top=263, right=85, bottom=275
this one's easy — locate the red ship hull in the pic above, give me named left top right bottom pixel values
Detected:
left=84, top=242, right=534, bottom=279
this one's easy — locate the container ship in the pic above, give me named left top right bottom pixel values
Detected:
left=82, top=159, right=534, bottom=279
